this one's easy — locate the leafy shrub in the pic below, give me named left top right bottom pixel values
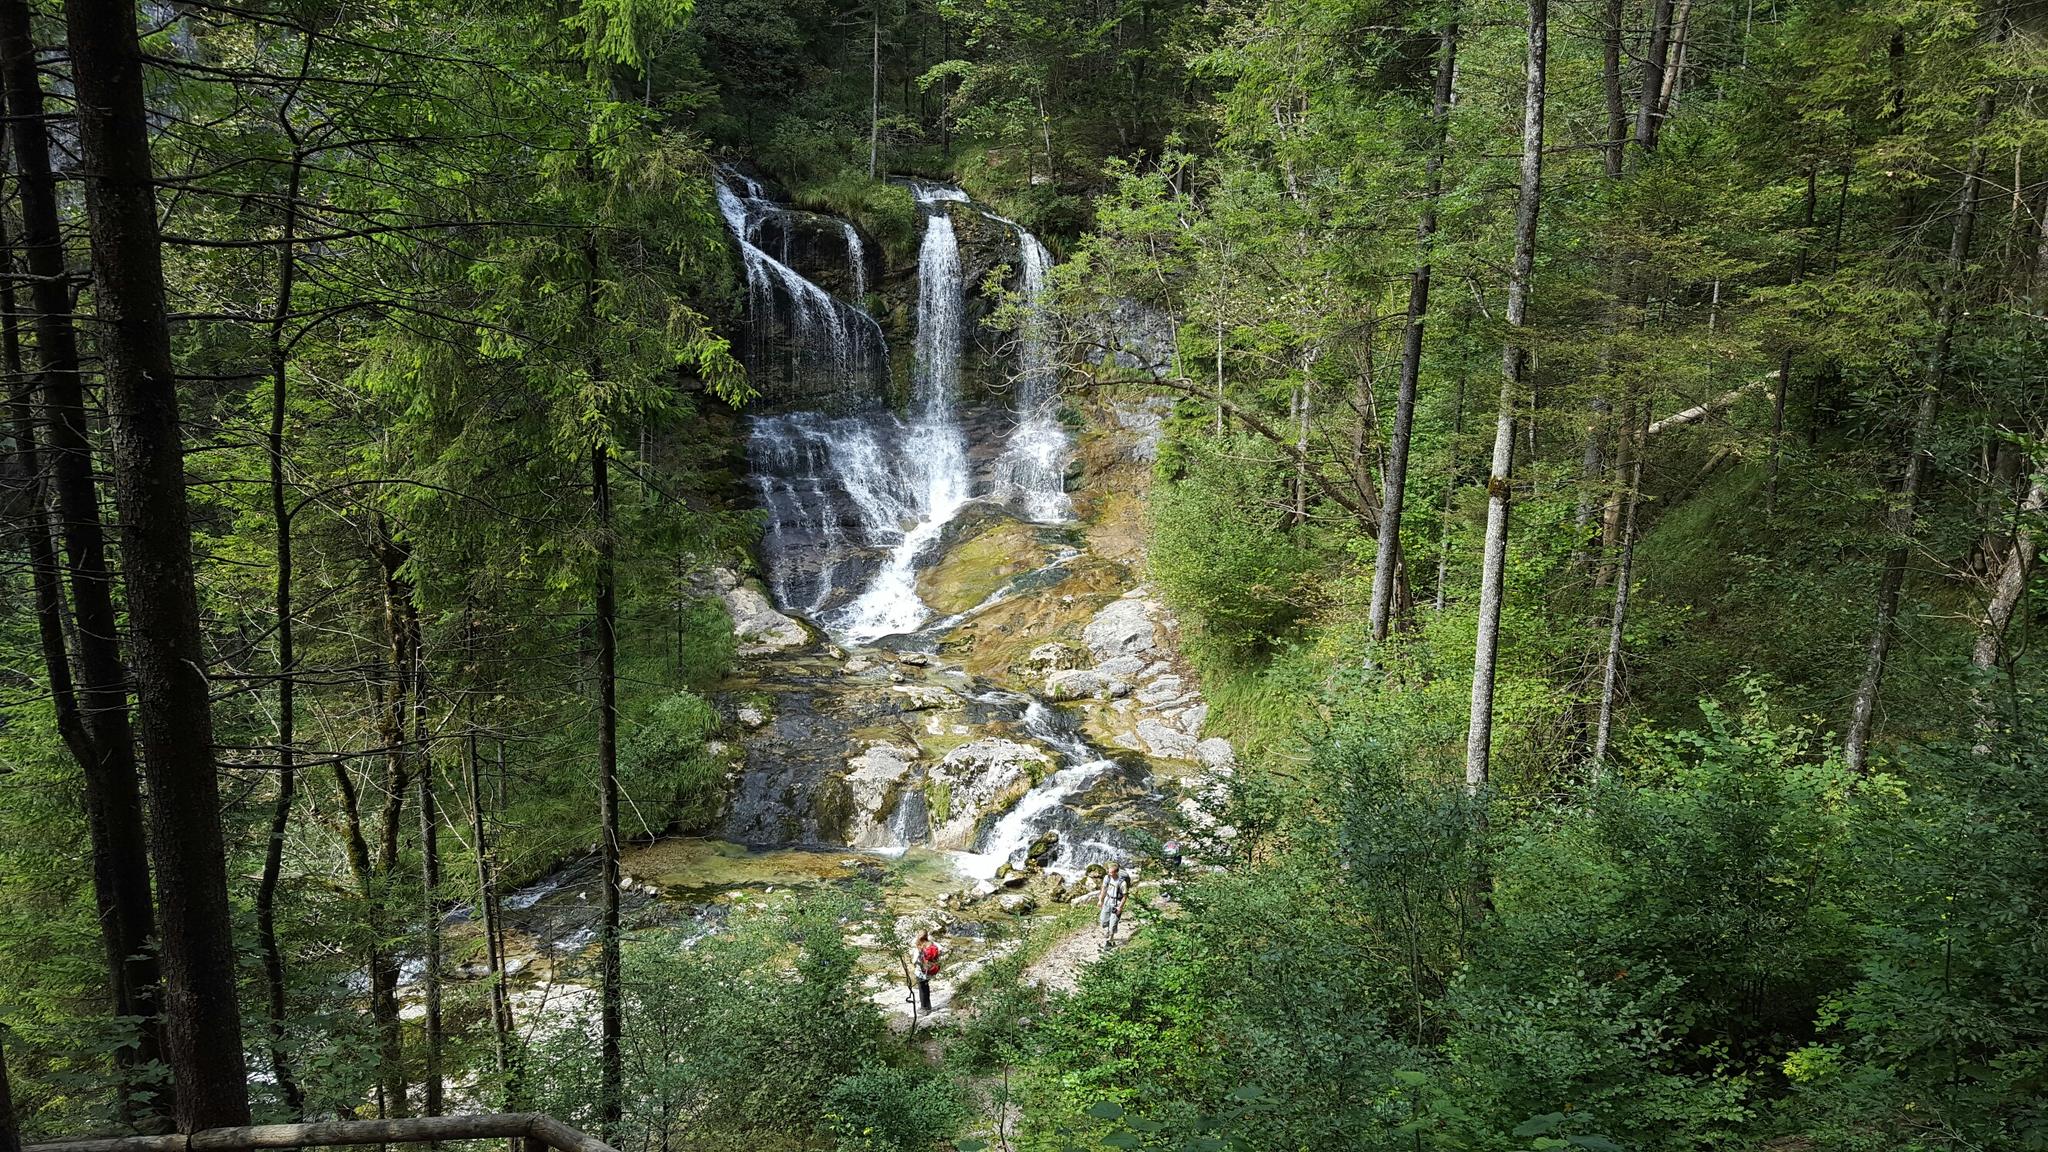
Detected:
left=621, top=689, right=725, bottom=832
left=822, top=1066, right=970, bottom=1152
left=1148, top=435, right=1317, bottom=653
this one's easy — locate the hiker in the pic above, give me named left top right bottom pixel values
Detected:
left=912, top=931, right=941, bottom=1011
left=1098, top=862, right=1131, bottom=949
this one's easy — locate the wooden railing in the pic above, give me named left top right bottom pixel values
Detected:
left=24, top=1113, right=618, bottom=1152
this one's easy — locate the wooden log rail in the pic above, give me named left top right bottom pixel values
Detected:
left=24, top=1113, right=617, bottom=1152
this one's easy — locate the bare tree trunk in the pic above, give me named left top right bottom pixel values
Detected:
left=2, top=186, right=91, bottom=774
left=467, top=725, right=517, bottom=1099
left=1633, top=0, right=1676, bottom=154
left=1971, top=468, right=2044, bottom=670
left=1467, top=0, right=1547, bottom=792
left=1593, top=412, right=1648, bottom=764
left=64, top=0, right=251, bottom=1126
left=868, top=8, right=880, bottom=178
left=0, top=1031, right=16, bottom=1152
left=1601, top=0, right=1625, bottom=177
left=1766, top=166, right=1817, bottom=517
left=1659, top=0, right=1695, bottom=115
left=1434, top=374, right=1466, bottom=614
left=1369, top=13, right=1457, bottom=646
left=0, top=2, right=168, bottom=1112
left=594, top=441, right=624, bottom=1144
left=418, top=727, right=444, bottom=1118
left=1844, top=93, right=1993, bottom=773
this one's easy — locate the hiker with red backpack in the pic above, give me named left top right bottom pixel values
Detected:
left=912, top=931, right=941, bottom=1011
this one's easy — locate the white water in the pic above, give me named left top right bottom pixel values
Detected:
left=715, top=170, right=886, bottom=397
left=989, top=225, right=1073, bottom=522
left=828, top=184, right=977, bottom=642
left=950, top=759, right=1117, bottom=881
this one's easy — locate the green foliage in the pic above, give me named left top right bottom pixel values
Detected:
left=622, top=690, right=726, bottom=832
left=822, top=1066, right=971, bottom=1152
left=1148, top=436, right=1319, bottom=653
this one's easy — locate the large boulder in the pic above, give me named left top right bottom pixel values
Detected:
left=926, top=738, right=1053, bottom=849
left=843, top=742, right=919, bottom=849
left=712, top=568, right=810, bottom=655
left=1136, top=717, right=1199, bottom=762
left=1044, top=669, right=1131, bottom=701
left=1083, top=597, right=1162, bottom=661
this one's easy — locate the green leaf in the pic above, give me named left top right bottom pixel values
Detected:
left=1513, top=1113, right=1566, bottom=1138
left=1086, top=1102, right=1126, bottom=1121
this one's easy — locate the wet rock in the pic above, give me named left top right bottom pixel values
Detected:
left=844, top=653, right=877, bottom=674
left=899, top=652, right=931, bottom=667
left=737, top=704, right=771, bottom=730
left=1136, top=717, right=1199, bottom=761
left=1044, top=669, right=1131, bottom=701
left=1083, top=597, right=1161, bottom=660
left=1001, top=871, right=1031, bottom=890
left=891, top=683, right=963, bottom=711
left=998, top=893, right=1038, bottom=915
left=712, top=568, right=810, bottom=655
left=1196, top=738, right=1236, bottom=769
left=1026, top=642, right=1083, bottom=672
left=927, top=737, right=1054, bottom=849
left=1027, top=830, right=1060, bottom=862
left=843, top=742, right=918, bottom=849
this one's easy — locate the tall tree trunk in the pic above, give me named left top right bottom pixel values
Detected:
left=868, top=7, right=880, bottom=178
left=0, top=1032, right=18, bottom=1152
left=467, top=724, right=517, bottom=1100
left=1844, top=94, right=1993, bottom=773
left=0, top=1, right=169, bottom=1110
left=1633, top=0, right=1676, bottom=154
left=1601, top=0, right=1625, bottom=177
left=257, top=126, right=308, bottom=1118
left=63, top=0, right=250, bottom=1126
left=1766, top=166, right=1818, bottom=517
left=367, top=525, right=415, bottom=1119
left=1466, top=0, right=1548, bottom=792
left=1593, top=411, right=1648, bottom=764
left=1970, top=466, right=2044, bottom=670
left=418, top=724, right=444, bottom=1118
left=594, top=440, right=624, bottom=1143
left=2, top=181, right=91, bottom=775
left=1434, top=373, right=1466, bottom=614
left=1369, top=13, right=1457, bottom=646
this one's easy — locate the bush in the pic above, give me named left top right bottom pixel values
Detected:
left=822, top=1067, right=970, bottom=1152
left=1148, top=435, right=1318, bottom=653
left=621, top=690, right=725, bottom=832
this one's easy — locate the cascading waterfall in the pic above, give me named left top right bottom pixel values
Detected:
left=827, top=184, right=976, bottom=642
left=988, top=224, right=1074, bottom=523
left=716, top=169, right=887, bottom=397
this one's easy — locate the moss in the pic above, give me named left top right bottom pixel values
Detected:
left=925, top=779, right=953, bottom=826
left=917, top=518, right=1066, bottom=616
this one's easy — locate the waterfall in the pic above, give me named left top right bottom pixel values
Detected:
left=715, top=170, right=887, bottom=398
left=827, top=185, right=976, bottom=642
left=989, top=223, right=1073, bottom=523
left=843, top=222, right=867, bottom=300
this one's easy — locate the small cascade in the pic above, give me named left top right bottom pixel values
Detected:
left=715, top=170, right=887, bottom=399
left=989, top=223, right=1074, bottom=523
left=947, top=690, right=1141, bottom=880
left=842, top=222, right=868, bottom=300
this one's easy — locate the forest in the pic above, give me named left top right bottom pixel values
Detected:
left=0, top=0, right=2042, bottom=1145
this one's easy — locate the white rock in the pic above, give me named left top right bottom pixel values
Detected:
left=1026, top=642, right=1083, bottom=672
left=1196, top=738, right=1236, bottom=769
left=1136, top=676, right=1186, bottom=704
left=844, top=743, right=919, bottom=848
left=1137, top=717, right=1199, bottom=761
left=845, top=653, right=876, bottom=674
left=713, top=569, right=810, bottom=655
left=1179, top=703, right=1211, bottom=736
left=1044, top=669, right=1130, bottom=701
left=928, top=738, right=1054, bottom=849
left=892, top=683, right=963, bottom=711
left=736, top=704, right=770, bottom=729
left=1083, top=598, right=1161, bottom=661
left=1098, top=654, right=1149, bottom=679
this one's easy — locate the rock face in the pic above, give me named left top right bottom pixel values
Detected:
left=1082, top=597, right=1163, bottom=661
left=713, top=568, right=810, bottom=655
left=927, top=738, right=1053, bottom=849
left=844, top=742, right=920, bottom=849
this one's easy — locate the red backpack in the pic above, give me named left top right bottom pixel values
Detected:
left=921, top=942, right=942, bottom=976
